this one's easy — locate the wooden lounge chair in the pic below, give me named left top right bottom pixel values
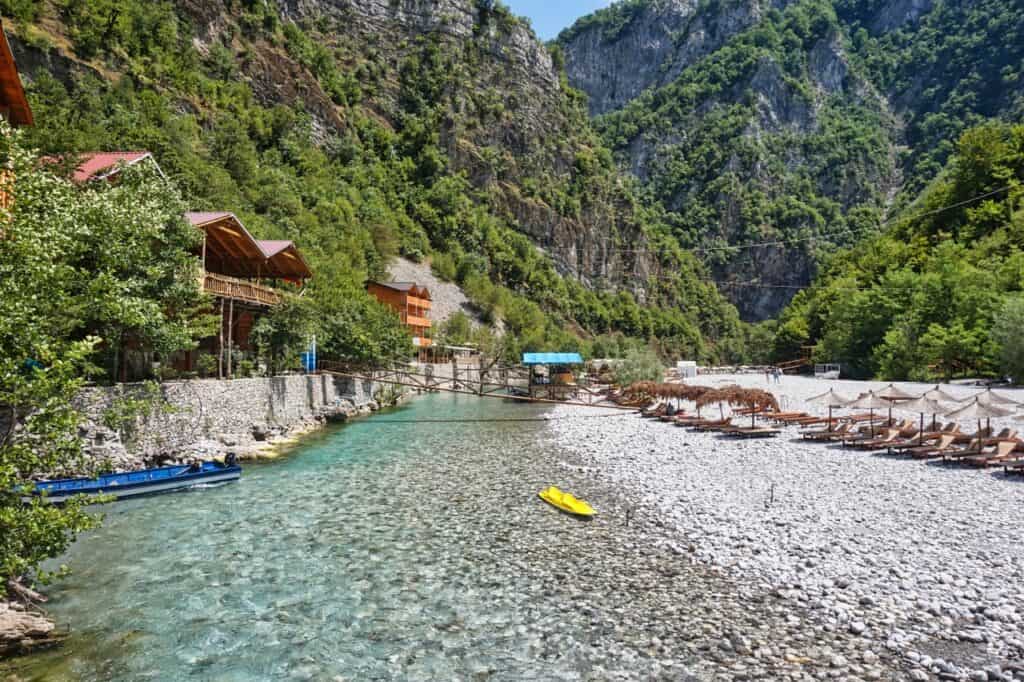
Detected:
left=641, top=404, right=668, bottom=418
left=953, top=427, right=992, bottom=444
left=887, top=423, right=961, bottom=450
left=720, top=426, right=782, bottom=438
left=943, top=437, right=1008, bottom=463
left=857, top=430, right=922, bottom=451
left=1002, top=459, right=1024, bottom=475
left=767, top=412, right=816, bottom=424
left=961, top=440, right=1021, bottom=467
left=983, top=428, right=1018, bottom=446
left=841, top=422, right=907, bottom=447
left=801, top=421, right=852, bottom=440
left=689, top=418, right=732, bottom=432
left=902, top=434, right=960, bottom=459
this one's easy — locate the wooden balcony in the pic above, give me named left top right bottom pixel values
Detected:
left=202, top=272, right=281, bottom=307
left=407, top=295, right=432, bottom=310
left=401, top=313, right=431, bottom=328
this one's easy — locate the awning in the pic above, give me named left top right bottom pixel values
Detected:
left=522, top=352, right=584, bottom=365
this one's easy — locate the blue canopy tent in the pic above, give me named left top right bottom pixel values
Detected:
left=522, top=352, right=583, bottom=365
left=521, top=352, right=583, bottom=400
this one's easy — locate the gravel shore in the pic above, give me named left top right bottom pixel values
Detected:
left=549, top=375, right=1024, bottom=681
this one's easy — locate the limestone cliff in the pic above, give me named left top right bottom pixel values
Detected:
left=172, top=0, right=658, bottom=289
left=558, top=0, right=1023, bottom=320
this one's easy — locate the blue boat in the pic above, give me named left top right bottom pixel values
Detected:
left=26, top=460, right=242, bottom=504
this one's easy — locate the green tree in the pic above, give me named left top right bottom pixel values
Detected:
left=250, top=296, right=319, bottom=375
left=613, top=347, right=664, bottom=385
left=992, top=297, right=1024, bottom=383
left=0, top=128, right=106, bottom=591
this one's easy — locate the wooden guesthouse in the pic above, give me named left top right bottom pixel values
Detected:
left=182, top=212, right=312, bottom=377
left=366, top=281, right=433, bottom=351
left=0, top=21, right=31, bottom=217
left=0, top=22, right=31, bottom=128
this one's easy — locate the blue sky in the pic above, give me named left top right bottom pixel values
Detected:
left=502, top=1, right=613, bottom=40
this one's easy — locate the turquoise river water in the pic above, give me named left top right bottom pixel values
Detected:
left=3, top=394, right=634, bottom=681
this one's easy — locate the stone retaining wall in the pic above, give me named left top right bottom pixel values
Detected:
left=75, top=374, right=382, bottom=469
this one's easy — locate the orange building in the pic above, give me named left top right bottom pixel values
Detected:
left=366, top=281, right=432, bottom=348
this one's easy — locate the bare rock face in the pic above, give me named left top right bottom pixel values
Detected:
left=559, top=0, right=777, bottom=116
left=174, top=0, right=657, bottom=293
left=557, top=1, right=908, bottom=320
left=0, top=601, right=57, bottom=656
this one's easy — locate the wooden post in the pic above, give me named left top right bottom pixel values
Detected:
left=227, top=297, right=234, bottom=378
left=218, top=298, right=225, bottom=379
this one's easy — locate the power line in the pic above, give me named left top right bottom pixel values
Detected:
left=693, top=184, right=1014, bottom=254
left=543, top=185, right=1015, bottom=259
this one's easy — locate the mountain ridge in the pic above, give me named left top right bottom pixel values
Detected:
left=557, top=0, right=1024, bottom=320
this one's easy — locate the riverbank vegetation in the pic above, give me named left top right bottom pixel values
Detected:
left=4, top=0, right=748, bottom=368
left=773, top=122, right=1024, bottom=380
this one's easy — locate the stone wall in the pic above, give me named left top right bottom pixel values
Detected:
left=75, top=374, right=382, bottom=469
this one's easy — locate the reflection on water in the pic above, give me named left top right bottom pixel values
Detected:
left=7, top=394, right=608, bottom=681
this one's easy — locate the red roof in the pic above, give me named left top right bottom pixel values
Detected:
left=257, top=240, right=294, bottom=258
left=69, top=151, right=153, bottom=183
left=185, top=211, right=235, bottom=227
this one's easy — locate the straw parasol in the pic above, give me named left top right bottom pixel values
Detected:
left=805, top=389, right=853, bottom=432
left=845, top=391, right=893, bottom=437
left=958, top=387, right=1020, bottom=407
left=894, top=396, right=949, bottom=445
left=923, top=385, right=959, bottom=403
left=877, top=383, right=917, bottom=401
left=944, top=398, right=1014, bottom=437
left=696, top=386, right=780, bottom=427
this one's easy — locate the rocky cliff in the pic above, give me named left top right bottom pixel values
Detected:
left=168, top=0, right=658, bottom=289
left=558, top=0, right=1024, bottom=320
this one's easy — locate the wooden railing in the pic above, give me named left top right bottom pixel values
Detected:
left=407, top=295, right=432, bottom=310
left=202, top=272, right=281, bottom=306
left=402, top=313, right=431, bottom=328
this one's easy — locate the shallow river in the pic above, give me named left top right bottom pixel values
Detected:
left=7, top=394, right=628, bottom=681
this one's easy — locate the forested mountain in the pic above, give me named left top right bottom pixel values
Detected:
left=558, top=0, right=1024, bottom=321
left=0, top=0, right=746, bottom=363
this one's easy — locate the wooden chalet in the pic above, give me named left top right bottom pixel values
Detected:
left=0, top=21, right=31, bottom=217
left=366, top=281, right=433, bottom=349
left=183, top=212, right=312, bottom=377
left=0, top=22, right=31, bottom=128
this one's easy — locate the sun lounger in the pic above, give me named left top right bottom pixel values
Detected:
left=689, top=418, right=732, bottom=432
left=641, top=404, right=668, bottom=418
left=719, top=426, right=782, bottom=438
left=801, top=422, right=852, bottom=440
left=1003, top=459, right=1024, bottom=475
left=901, top=434, right=959, bottom=459
left=961, top=441, right=1021, bottom=467
left=856, top=430, right=922, bottom=450
left=953, top=427, right=993, bottom=444
left=943, top=437, right=1008, bottom=463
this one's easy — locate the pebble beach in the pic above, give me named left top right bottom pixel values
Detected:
left=550, top=374, right=1024, bottom=681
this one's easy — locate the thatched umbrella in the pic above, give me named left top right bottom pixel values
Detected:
left=878, top=383, right=917, bottom=403
left=958, top=388, right=1020, bottom=407
left=806, top=389, right=853, bottom=432
left=945, top=398, right=1014, bottom=437
left=894, top=396, right=949, bottom=445
left=923, top=385, right=959, bottom=403
left=846, top=391, right=893, bottom=437
left=697, top=386, right=780, bottom=427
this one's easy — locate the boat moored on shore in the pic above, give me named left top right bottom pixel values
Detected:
left=26, top=460, right=242, bottom=504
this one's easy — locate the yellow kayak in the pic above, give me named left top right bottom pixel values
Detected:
left=538, top=486, right=596, bottom=517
